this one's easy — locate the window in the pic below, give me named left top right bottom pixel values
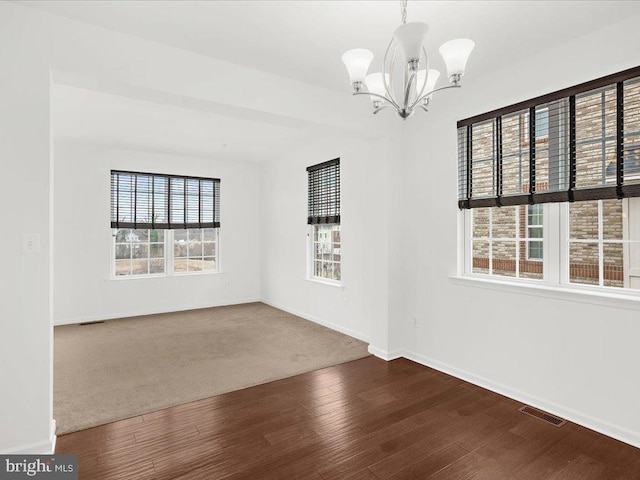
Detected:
left=567, top=199, right=640, bottom=289
left=307, top=159, right=341, bottom=283
left=173, top=228, right=218, bottom=273
left=522, top=107, right=549, bottom=143
left=114, top=229, right=165, bottom=276
left=527, top=204, right=543, bottom=260
left=312, top=224, right=341, bottom=282
left=470, top=206, right=543, bottom=279
left=459, top=66, right=640, bottom=294
left=110, top=170, right=221, bottom=278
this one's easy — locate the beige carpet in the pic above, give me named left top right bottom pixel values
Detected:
left=54, top=302, right=369, bottom=435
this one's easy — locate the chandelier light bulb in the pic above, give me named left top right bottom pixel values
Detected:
left=439, top=39, right=475, bottom=81
left=392, top=22, right=429, bottom=65
left=341, top=49, right=374, bottom=84
left=365, top=73, right=390, bottom=103
left=416, top=69, right=440, bottom=101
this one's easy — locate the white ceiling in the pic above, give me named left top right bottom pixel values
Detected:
left=34, top=1, right=640, bottom=162
left=23, top=1, right=640, bottom=92
left=52, top=84, right=312, bottom=162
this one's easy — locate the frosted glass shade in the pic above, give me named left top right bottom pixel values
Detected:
left=393, top=22, right=429, bottom=63
left=365, top=73, right=389, bottom=103
left=439, top=39, right=475, bottom=78
left=342, top=49, right=374, bottom=83
left=416, top=69, right=440, bottom=99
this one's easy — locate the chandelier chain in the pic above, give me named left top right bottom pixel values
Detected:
left=401, top=0, right=407, bottom=24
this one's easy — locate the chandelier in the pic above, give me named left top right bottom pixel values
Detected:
left=341, top=0, right=474, bottom=119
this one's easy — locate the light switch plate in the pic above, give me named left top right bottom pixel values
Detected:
left=21, top=233, right=41, bottom=255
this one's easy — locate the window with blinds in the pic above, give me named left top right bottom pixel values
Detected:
left=111, top=170, right=221, bottom=229
left=307, top=159, right=340, bottom=224
left=458, top=66, right=640, bottom=209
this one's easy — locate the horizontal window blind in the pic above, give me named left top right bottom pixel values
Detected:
left=111, top=170, right=220, bottom=229
left=307, top=158, right=340, bottom=224
left=458, top=66, right=640, bottom=209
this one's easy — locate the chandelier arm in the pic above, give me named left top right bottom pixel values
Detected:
left=373, top=105, right=390, bottom=115
left=419, top=104, right=429, bottom=113
left=382, top=39, right=401, bottom=110
left=410, top=84, right=461, bottom=110
left=403, top=69, right=418, bottom=110
left=352, top=91, right=394, bottom=104
left=389, top=44, right=397, bottom=103
left=413, top=46, right=429, bottom=107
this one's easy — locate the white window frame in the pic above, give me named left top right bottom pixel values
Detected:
left=526, top=204, right=544, bottom=261
left=564, top=199, right=640, bottom=290
left=111, top=228, right=167, bottom=279
left=171, top=227, right=221, bottom=276
left=465, top=205, right=544, bottom=280
left=460, top=199, right=640, bottom=298
left=307, top=223, right=342, bottom=286
left=111, top=228, right=221, bottom=280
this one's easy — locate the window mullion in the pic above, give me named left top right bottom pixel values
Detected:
left=167, top=230, right=173, bottom=276
left=547, top=202, right=562, bottom=285
left=147, top=229, right=151, bottom=275
left=515, top=206, right=520, bottom=278
left=111, top=230, right=116, bottom=278
left=465, top=211, right=470, bottom=275
left=598, top=200, right=604, bottom=287
left=217, top=228, right=221, bottom=272
left=489, top=208, right=493, bottom=275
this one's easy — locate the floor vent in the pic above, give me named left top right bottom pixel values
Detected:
left=518, top=405, right=566, bottom=427
left=79, top=320, right=105, bottom=326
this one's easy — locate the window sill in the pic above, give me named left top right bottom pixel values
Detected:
left=108, top=271, right=224, bottom=281
left=305, top=277, right=343, bottom=289
left=172, top=270, right=223, bottom=278
left=449, top=275, right=640, bottom=311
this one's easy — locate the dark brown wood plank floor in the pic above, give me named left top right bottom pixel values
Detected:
left=55, top=357, right=640, bottom=479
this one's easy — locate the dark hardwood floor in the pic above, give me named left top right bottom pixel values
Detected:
left=55, top=357, right=640, bottom=479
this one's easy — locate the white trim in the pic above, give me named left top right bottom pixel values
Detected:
left=307, top=223, right=342, bottom=285
left=110, top=227, right=221, bottom=280
left=108, top=273, right=168, bottom=281
left=401, top=349, right=640, bottom=450
left=171, top=270, right=223, bottom=278
left=54, top=298, right=261, bottom=326
left=457, top=209, right=466, bottom=276
left=260, top=299, right=369, bottom=343
left=367, top=345, right=402, bottom=361
left=108, top=270, right=225, bottom=281
left=547, top=203, right=562, bottom=284
left=3, top=423, right=56, bottom=455
left=304, top=277, right=343, bottom=288
left=50, top=419, right=56, bottom=454
left=448, top=275, right=640, bottom=311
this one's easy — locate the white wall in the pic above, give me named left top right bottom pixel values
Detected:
left=393, top=13, right=640, bottom=448
left=0, top=5, right=53, bottom=455
left=5, top=0, right=640, bottom=456
left=260, top=132, right=399, bottom=352
left=0, top=1, right=374, bottom=454
left=53, top=143, right=261, bottom=325
left=259, top=4, right=640, bottom=450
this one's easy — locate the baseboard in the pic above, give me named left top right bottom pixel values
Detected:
left=367, top=345, right=403, bottom=361
left=54, top=298, right=262, bottom=326
left=3, top=428, right=56, bottom=455
left=402, top=349, right=640, bottom=450
left=260, top=299, right=370, bottom=344
left=50, top=419, right=56, bottom=454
